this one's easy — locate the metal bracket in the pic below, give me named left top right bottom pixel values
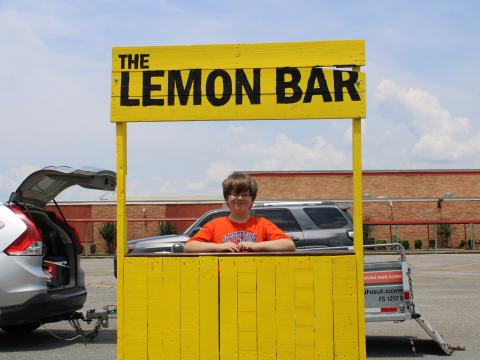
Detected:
left=69, top=305, right=117, bottom=344
left=414, top=315, right=461, bottom=355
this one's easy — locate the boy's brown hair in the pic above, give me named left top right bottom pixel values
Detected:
left=222, top=172, right=258, bottom=202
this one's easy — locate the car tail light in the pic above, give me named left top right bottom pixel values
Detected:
left=4, top=205, right=43, bottom=256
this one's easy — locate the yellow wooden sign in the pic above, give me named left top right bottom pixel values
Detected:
left=111, top=40, right=365, bottom=122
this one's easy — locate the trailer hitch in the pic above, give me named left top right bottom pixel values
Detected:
left=69, top=305, right=117, bottom=344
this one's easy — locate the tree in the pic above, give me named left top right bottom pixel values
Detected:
left=99, top=222, right=116, bottom=254
left=436, top=223, right=453, bottom=248
left=158, top=221, right=177, bottom=235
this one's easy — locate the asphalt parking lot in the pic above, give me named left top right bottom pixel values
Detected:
left=0, top=254, right=478, bottom=359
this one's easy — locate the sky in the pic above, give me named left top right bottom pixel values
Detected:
left=1, top=0, right=479, bottom=202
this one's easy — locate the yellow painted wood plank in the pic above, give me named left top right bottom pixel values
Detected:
left=124, top=257, right=148, bottom=360
left=112, top=40, right=365, bottom=72
left=257, top=258, right=276, bottom=360
left=116, top=123, right=127, bottom=360
left=163, top=258, right=182, bottom=360
left=111, top=41, right=366, bottom=122
left=199, top=257, right=219, bottom=360
left=147, top=258, right=164, bottom=360
left=352, top=115, right=367, bottom=360
left=333, top=256, right=358, bottom=360
left=181, top=257, right=200, bottom=360
left=110, top=68, right=365, bottom=122
left=219, top=257, right=238, bottom=360
left=294, top=259, right=315, bottom=360
left=313, top=257, right=334, bottom=360
left=236, top=258, right=257, bottom=360
left=276, top=258, right=295, bottom=360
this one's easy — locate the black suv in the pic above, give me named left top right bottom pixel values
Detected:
left=126, top=201, right=353, bottom=255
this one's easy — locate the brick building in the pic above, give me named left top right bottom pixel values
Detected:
left=51, top=169, right=480, bottom=253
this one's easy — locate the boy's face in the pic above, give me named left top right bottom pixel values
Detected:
left=226, top=192, right=253, bottom=216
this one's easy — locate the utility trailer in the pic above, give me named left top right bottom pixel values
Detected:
left=300, top=243, right=456, bottom=355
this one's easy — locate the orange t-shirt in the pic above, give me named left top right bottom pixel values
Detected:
left=188, top=216, right=290, bottom=244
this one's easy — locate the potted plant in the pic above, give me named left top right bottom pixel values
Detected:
left=99, top=222, right=116, bottom=255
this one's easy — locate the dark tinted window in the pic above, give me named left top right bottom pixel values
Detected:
left=187, top=210, right=229, bottom=236
left=304, top=207, right=348, bottom=229
left=254, top=209, right=301, bottom=232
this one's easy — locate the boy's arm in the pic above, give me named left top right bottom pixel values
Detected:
left=238, top=239, right=295, bottom=252
left=184, top=240, right=239, bottom=253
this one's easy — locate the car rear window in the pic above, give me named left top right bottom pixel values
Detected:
left=304, top=207, right=348, bottom=229
left=254, top=209, right=301, bottom=232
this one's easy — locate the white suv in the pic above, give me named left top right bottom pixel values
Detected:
left=0, top=166, right=115, bottom=333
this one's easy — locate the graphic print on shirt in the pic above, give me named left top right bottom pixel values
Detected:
left=222, top=231, right=257, bottom=243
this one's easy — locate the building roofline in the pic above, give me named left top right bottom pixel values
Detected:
left=247, top=169, right=480, bottom=177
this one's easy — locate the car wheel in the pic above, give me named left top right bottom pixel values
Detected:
left=1, top=322, right=41, bottom=334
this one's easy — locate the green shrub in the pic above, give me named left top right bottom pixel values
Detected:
left=414, top=240, right=422, bottom=249
left=459, top=240, right=466, bottom=248
left=399, top=240, right=410, bottom=250
left=363, top=217, right=375, bottom=245
left=437, top=223, right=454, bottom=248
left=429, top=239, right=436, bottom=249
left=99, top=222, right=116, bottom=254
left=376, top=239, right=387, bottom=244
left=159, top=221, right=177, bottom=235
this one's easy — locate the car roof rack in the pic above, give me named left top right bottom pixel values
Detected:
left=254, top=201, right=336, bottom=207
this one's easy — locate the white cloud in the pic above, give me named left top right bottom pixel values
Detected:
left=375, top=80, right=479, bottom=164
left=237, top=134, right=348, bottom=170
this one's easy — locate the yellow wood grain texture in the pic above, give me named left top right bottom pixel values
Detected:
left=147, top=258, right=164, bottom=360
left=110, top=40, right=365, bottom=122
left=112, top=40, right=365, bottom=71
left=116, top=123, right=127, bottom=360
left=313, top=257, right=334, bottom=360
left=124, top=257, right=148, bottom=360
left=332, top=256, right=359, bottom=360
left=237, top=258, right=257, bottom=360
left=181, top=258, right=200, bottom=360
left=122, top=255, right=360, bottom=360
left=276, top=258, right=295, bottom=360
left=256, top=258, right=276, bottom=360
left=294, top=258, right=315, bottom=359
left=162, top=258, right=182, bottom=360
left=219, top=257, right=239, bottom=360
left=352, top=116, right=367, bottom=360
left=199, top=257, right=219, bottom=360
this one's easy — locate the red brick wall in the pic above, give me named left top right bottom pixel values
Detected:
left=253, top=172, right=480, bottom=200
left=252, top=172, right=480, bottom=248
left=55, top=171, right=480, bottom=252
left=166, top=203, right=226, bottom=233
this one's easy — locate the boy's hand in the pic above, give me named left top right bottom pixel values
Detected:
left=217, top=241, right=240, bottom=252
left=238, top=241, right=260, bottom=252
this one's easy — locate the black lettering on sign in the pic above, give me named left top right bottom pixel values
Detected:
left=206, top=70, right=232, bottom=106
left=168, top=69, right=202, bottom=106
left=120, top=72, right=140, bottom=106
left=143, top=70, right=164, bottom=106
left=118, top=55, right=128, bottom=70
left=118, top=54, right=150, bottom=69
left=276, top=68, right=302, bottom=104
left=303, top=67, right=332, bottom=103
left=235, top=69, right=261, bottom=105
left=334, top=70, right=360, bottom=101
left=140, top=54, right=150, bottom=69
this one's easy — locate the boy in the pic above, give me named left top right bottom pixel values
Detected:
left=184, top=172, right=295, bottom=253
